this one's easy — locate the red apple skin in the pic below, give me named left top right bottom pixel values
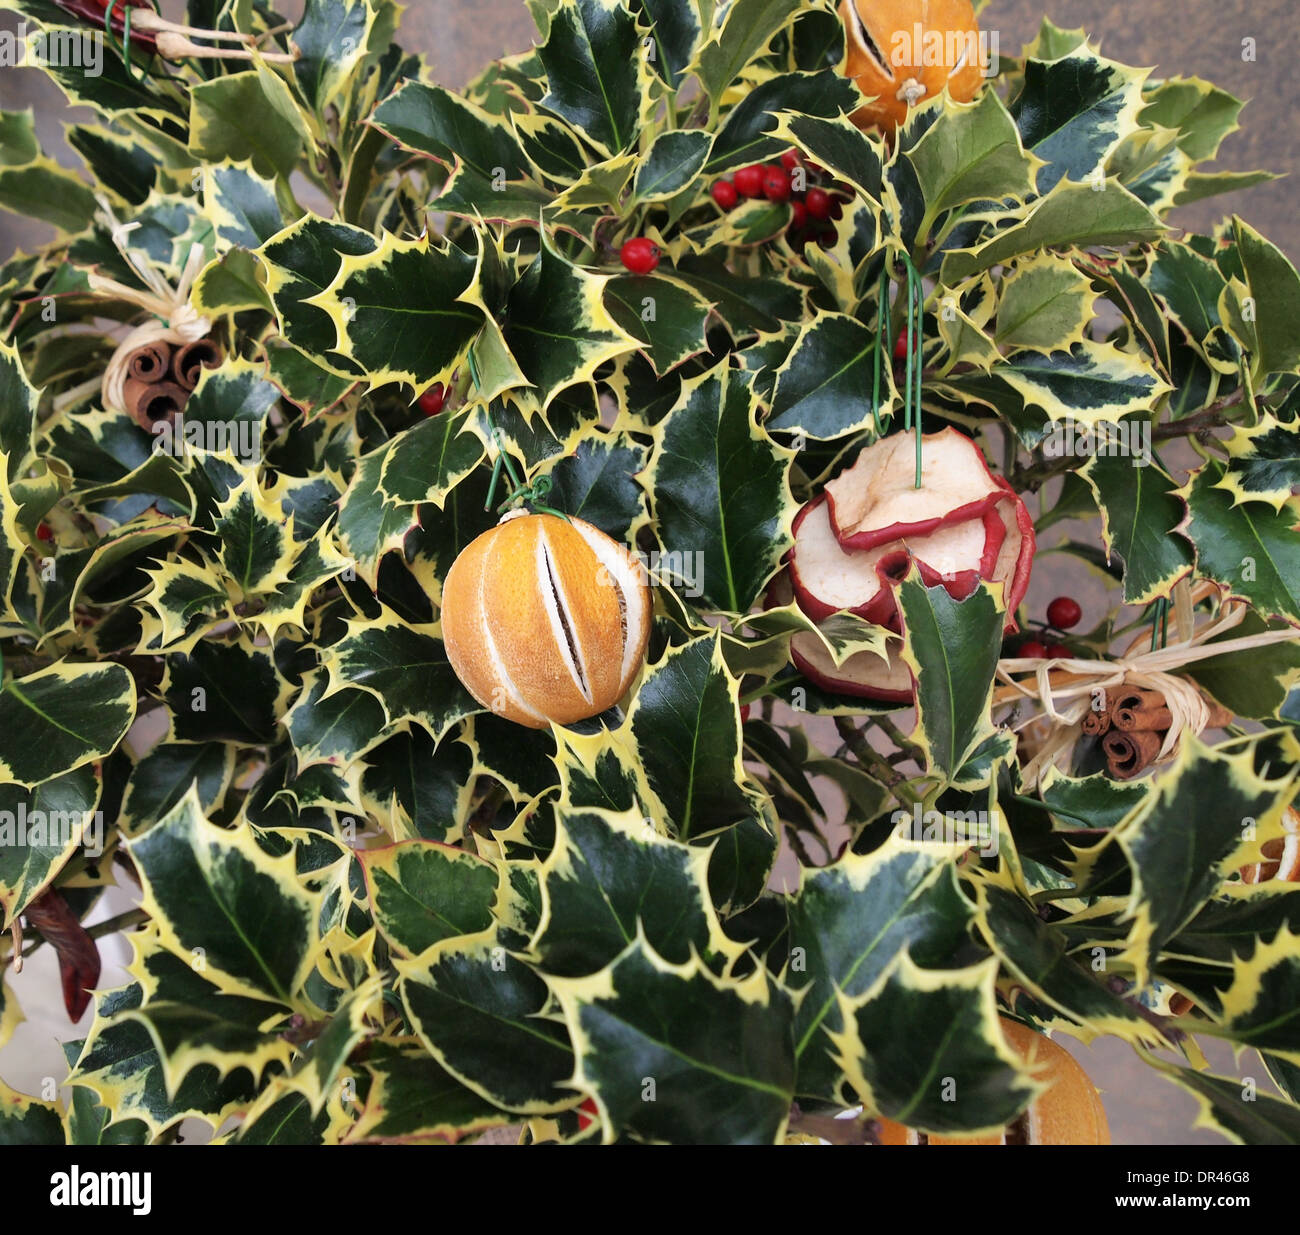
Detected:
left=990, top=476, right=1037, bottom=633
left=788, top=497, right=889, bottom=623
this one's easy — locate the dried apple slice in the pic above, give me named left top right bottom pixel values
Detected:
left=790, top=627, right=914, bottom=702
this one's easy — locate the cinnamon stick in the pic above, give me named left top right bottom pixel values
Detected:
left=1081, top=707, right=1112, bottom=736
left=1112, top=688, right=1174, bottom=732
left=1103, top=729, right=1163, bottom=781
left=171, top=338, right=222, bottom=391
left=124, top=377, right=188, bottom=429
left=125, top=340, right=172, bottom=383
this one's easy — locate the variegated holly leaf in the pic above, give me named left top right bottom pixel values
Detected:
left=203, top=160, right=287, bottom=249
left=360, top=728, right=475, bottom=843
left=626, top=636, right=753, bottom=841
left=766, top=112, right=885, bottom=206
left=163, top=638, right=286, bottom=743
left=785, top=840, right=974, bottom=1102
left=1082, top=452, right=1194, bottom=605
left=551, top=936, right=796, bottom=1144
left=0, top=765, right=101, bottom=928
left=265, top=341, right=358, bottom=415
left=768, top=312, right=888, bottom=440
left=543, top=434, right=648, bottom=542
left=0, top=663, right=135, bottom=788
left=1218, top=416, right=1300, bottom=511
left=692, top=0, right=803, bottom=105
left=905, top=91, right=1040, bottom=239
left=291, top=0, right=376, bottom=115
left=61, top=1041, right=148, bottom=1146
left=994, top=255, right=1095, bottom=354
left=321, top=615, right=480, bottom=744
left=358, top=841, right=497, bottom=958
left=260, top=216, right=378, bottom=366
left=119, top=743, right=233, bottom=839
left=311, top=231, right=484, bottom=392
left=647, top=362, right=796, bottom=612
left=1186, top=611, right=1300, bottom=721
left=399, top=927, right=573, bottom=1114
left=287, top=674, right=388, bottom=769
left=1180, top=462, right=1300, bottom=624
left=604, top=274, right=712, bottom=377
left=0, top=1081, right=64, bottom=1145
left=997, top=341, right=1169, bottom=427
left=0, top=340, right=38, bottom=482
left=942, top=180, right=1163, bottom=282
left=335, top=444, right=420, bottom=584
left=532, top=806, right=742, bottom=979
left=1069, top=737, right=1291, bottom=983
left=378, top=408, right=486, bottom=506
left=128, top=791, right=324, bottom=1006
left=1010, top=43, right=1147, bottom=194
left=833, top=954, right=1039, bottom=1134
left=231, top=1076, right=358, bottom=1144
left=345, top=1041, right=509, bottom=1144
left=189, top=69, right=313, bottom=182
left=898, top=576, right=1003, bottom=781
left=1221, top=218, right=1300, bottom=380
left=502, top=237, right=635, bottom=413
left=1145, top=1059, right=1300, bottom=1145
left=536, top=0, right=651, bottom=154
left=632, top=129, right=712, bottom=204
left=292, top=975, right=382, bottom=1113
left=973, top=877, right=1164, bottom=1046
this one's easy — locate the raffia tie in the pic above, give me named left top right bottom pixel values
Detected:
left=87, top=200, right=211, bottom=414
left=994, top=595, right=1300, bottom=788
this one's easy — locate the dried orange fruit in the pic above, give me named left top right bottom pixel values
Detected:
left=874, top=1018, right=1111, bottom=1145
left=441, top=513, right=652, bottom=729
left=840, top=0, right=987, bottom=132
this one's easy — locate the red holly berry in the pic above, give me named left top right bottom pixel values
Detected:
left=740, top=703, right=752, bottom=723
left=1046, top=643, right=1073, bottom=660
left=805, top=187, right=832, bottom=220
left=734, top=164, right=765, bottom=197
left=36, top=522, right=52, bottom=542
left=577, top=1097, right=599, bottom=1132
left=790, top=200, right=808, bottom=230
left=417, top=384, right=446, bottom=416
left=894, top=333, right=910, bottom=361
left=763, top=166, right=792, bottom=202
left=780, top=149, right=802, bottom=172
left=1019, top=641, right=1049, bottom=659
left=828, top=198, right=844, bottom=221
left=1046, top=596, right=1083, bottom=630
left=620, top=238, right=660, bottom=275
left=711, top=179, right=739, bottom=210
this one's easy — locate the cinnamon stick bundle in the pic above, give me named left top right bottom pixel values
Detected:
left=1081, top=707, right=1111, bottom=736
left=126, top=340, right=172, bottom=382
left=172, top=337, right=222, bottom=391
left=124, top=377, right=188, bottom=429
left=1112, top=688, right=1173, bottom=732
left=1103, top=729, right=1164, bottom=781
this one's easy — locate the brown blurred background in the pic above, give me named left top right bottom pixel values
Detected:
left=0, top=1, right=1294, bottom=1145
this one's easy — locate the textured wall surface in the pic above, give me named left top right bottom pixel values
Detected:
left=0, top=0, right=1293, bottom=1145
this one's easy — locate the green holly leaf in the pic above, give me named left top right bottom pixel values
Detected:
left=1181, top=461, right=1300, bottom=624
left=1222, top=218, right=1300, bottom=379
left=163, top=638, right=285, bottom=744
left=1082, top=452, right=1194, bottom=605
left=1218, top=416, right=1300, bottom=511
left=833, top=954, right=1038, bottom=1135
left=1186, top=611, right=1300, bottom=721
left=0, top=340, right=38, bottom=482
left=692, top=0, right=803, bottom=106
left=551, top=936, right=796, bottom=1144
left=768, top=312, right=886, bottom=440
left=997, top=341, right=1170, bottom=426
left=604, top=273, right=712, bottom=376
left=1146, top=1060, right=1300, bottom=1145
left=0, top=158, right=97, bottom=234
left=898, top=577, right=1003, bottom=781
left=786, top=840, right=975, bottom=1102
left=994, top=255, right=1095, bottom=354
left=399, top=927, right=573, bottom=1114
left=632, top=129, right=713, bottom=203
left=128, top=792, right=324, bottom=1005
left=359, top=841, right=497, bottom=958
left=1191, top=928, right=1300, bottom=1062
left=646, top=362, right=795, bottom=612
left=0, top=663, right=135, bottom=788
left=378, top=409, right=487, bottom=506
left=543, top=435, right=648, bottom=542
left=536, top=0, right=649, bottom=154
left=0, top=1082, right=65, bottom=1145
left=204, top=161, right=287, bottom=249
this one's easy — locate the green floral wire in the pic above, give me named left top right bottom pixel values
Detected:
left=1151, top=596, right=1170, bottom=651
left=871, top=266, right=888, bottom=437
left=904, top=256, right=924, bottom=489
left=472, top=346, right=569, bottom=521
left=104, top=0, right=137, bottom=82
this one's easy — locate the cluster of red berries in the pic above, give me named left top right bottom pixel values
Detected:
left=709, top=150, right=846, bottom=250
left=1020, top=596, right=1083, bottom=659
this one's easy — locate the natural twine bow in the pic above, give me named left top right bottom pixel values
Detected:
left=993, top=579, right=1300, bottom=788
left=86, top=197, right=211, bottom=415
